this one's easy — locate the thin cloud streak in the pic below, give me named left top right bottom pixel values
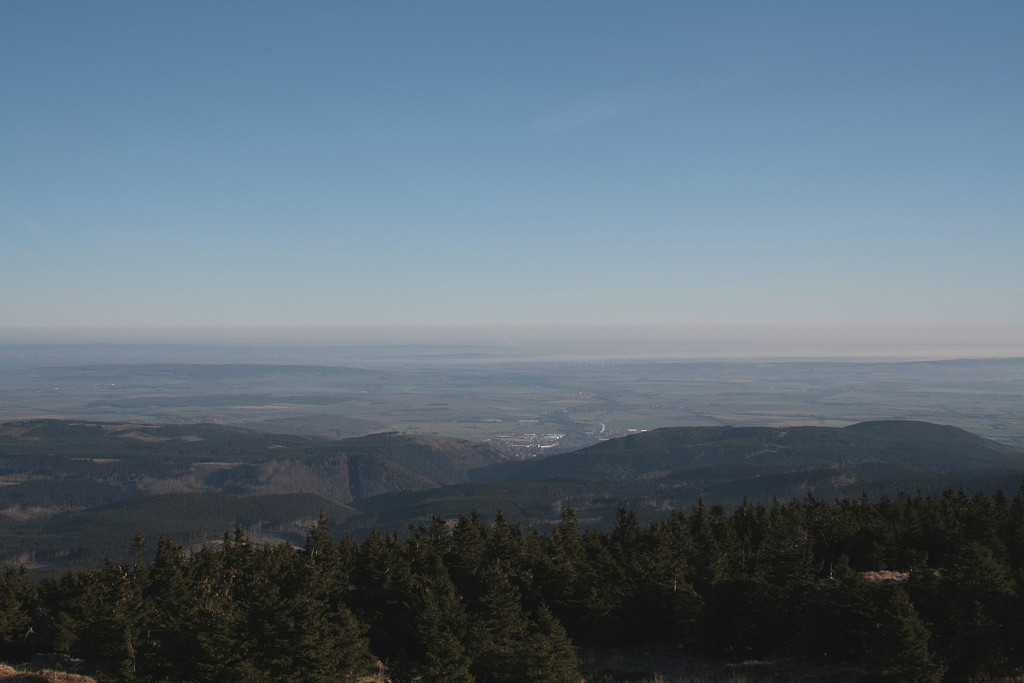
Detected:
left=531, top=86, right=664, bottom=133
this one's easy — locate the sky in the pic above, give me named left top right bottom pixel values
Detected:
left=2, top=1, right=1022, bottom=349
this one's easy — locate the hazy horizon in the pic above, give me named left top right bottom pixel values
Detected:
left=2, top=324, right=1023, bottom=363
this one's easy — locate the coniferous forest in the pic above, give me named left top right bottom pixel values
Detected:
left=4, top=488, right=1024, bottom=682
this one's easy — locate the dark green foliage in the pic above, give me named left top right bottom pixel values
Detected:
left=746, top=503, right=819, bottom=654
left=464, top=563, right=579, bottom=683
left=799, top=557, right=878, bottom=662
left=419, top=628, right=473, bottom=683
left=937, top=540, right=1017, bottom=679
left=0, top=566, right=36, bottom=662
left=36, top=561, right=147, bottom=679
left=524, top=604, right=580, bottom=683
left=465, top=565, right=536, bottom=682
left=15, top=488, right=1024, bottom=680
left=136, top=538, right=197, bottom=679
left=870, top=587, right=944, bottom=682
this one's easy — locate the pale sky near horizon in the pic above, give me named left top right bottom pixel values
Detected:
left=2, top=1, right=1022, bottom=346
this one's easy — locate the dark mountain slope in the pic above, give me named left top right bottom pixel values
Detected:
left=0, top=420, right=509, bottom=504
left=305, top=431, right=511, bottom=485
left=0, top=419, right=315, bottom=458
left=351, top=481, right=580, bottom=529
left=190, top=431, right=510, bottom=503
left=839, top=420, right=1022, bottom=467
left=4, top=418, right=1024, bottom=567
left=216, top=452, right=440, bottom=503
left=0, top=491, right=359, bottom=569
left=476, top=421, right=1024, bottom=486
left=389, top=420, right=1024, bottom=537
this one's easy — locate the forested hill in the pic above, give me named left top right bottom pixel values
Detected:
left=0, top=419, right=512, bottom=492
left=0, top=420, right=511, bottom=568
left=485, top=420, right=1024, bottom=479
left=469, top=420, right=1024, bottom=507
left=2, top=418, right=1024, bottom=570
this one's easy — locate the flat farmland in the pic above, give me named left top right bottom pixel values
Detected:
left=1, top=352, right=1021, bottom=451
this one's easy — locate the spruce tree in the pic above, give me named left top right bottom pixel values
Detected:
left=466, top=563, right=533, bottom=683
left=870, top=587, right=944, bottom=683
left=349, top=529, right=415, bottom=667
left=137, top=538, right=198, bottom=681
left=746, top=503, right=818, bottom=656
left=522, top=604, right=581, bottom=683
left=189, top=543, right=260, bottom=683
left=298, top=514, right=375, bottom=682
left=398, top=525, right=473, bottom=682
left=800, top=557, right=878, bottom=662
left=940, top=539, right=1016, bottom=678
left=0, top=566, right=36, bottom=663
left=419, top=627, right=474, bottom=683
left=58, top=560, right=147, bottom=680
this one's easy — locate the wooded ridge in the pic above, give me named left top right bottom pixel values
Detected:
left=1, top=419, right=1023, bottom=570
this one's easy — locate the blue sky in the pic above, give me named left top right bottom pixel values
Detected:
left=2, top=1, right=1022, bottom=346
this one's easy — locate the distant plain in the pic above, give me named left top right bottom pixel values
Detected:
left=2, top=341, right=1021, bottom=451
